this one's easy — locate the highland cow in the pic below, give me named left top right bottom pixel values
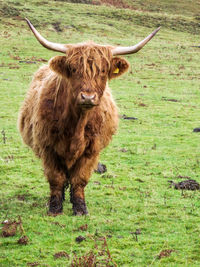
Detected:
left=18, top=19, right=160, bottom=215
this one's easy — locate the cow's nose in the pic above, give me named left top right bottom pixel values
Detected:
left=78, top=92, right=98, bottom=107
left=81, top=93, right=96, bottom=101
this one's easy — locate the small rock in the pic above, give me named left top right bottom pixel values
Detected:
left=193, top=128, right=200, bottom=132
left=121, top=114, right=138, bottom=120
left=95, top=163, right=107, bottom=174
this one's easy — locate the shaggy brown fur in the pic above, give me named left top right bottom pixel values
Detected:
left=18, top=42, right=129, bottom=215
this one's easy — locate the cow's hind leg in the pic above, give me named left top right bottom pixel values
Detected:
left=69, top=155, right=98, bottom=216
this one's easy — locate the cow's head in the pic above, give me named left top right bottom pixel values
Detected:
left=49, top=44, right=130, bottom=108
left=25, top=19, right=160, bottom=110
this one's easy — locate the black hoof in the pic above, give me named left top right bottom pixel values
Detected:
left=49, top=195, right=63, bottom=215
left=72, top=197, right=88, bottom=216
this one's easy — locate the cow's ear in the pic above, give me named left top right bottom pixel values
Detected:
left=109, top=57, right=129, bottom=79
left=49, top=56, right=69, bottom=76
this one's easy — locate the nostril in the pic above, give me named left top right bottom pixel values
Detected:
left=91, top=94, right=96, bottom=100
left=81, top=93, right=86, bottom=100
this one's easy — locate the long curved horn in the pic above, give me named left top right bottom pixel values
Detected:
left=25, top=18, right=67, bottom=53
left=112, top=27, right=161, bottom=56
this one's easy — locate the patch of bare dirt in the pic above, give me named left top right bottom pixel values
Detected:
left=119, top=186, right=127, bottom=191
left=1, top=220, right=18, bottom=237
left=51, top=221, right=66, bottom=228
left=10, top=55, right=48, bottom=63
left=138, top=102, right=147, bottom=107
left=1, top=216, right=29, bottom=245
left=17, top=195, right=26, bottom=201
left=55, top=0, right=91, bottom=3
left=71, top=251, right=96, bottom=267
left=54, top=251, right=69, bottom=259
left=158, top=249, right=174, bottom=259
left=18, top=235, right=29, bottom=245
left=52, top=22, right=62, bottom=32
left=119, top=148, right=128, bottom=152
left=71, top=236, right=116, bottom=266
left=27, top=262, right=40, bottom=267
left=177, top=175, right=192, bottom=179
left=78, top=224, right=88, bottom=231
left=162, top=97, right=179, bottom=102
left=0, top=62, right=20, bottom=69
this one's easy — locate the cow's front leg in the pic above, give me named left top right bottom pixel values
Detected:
left=45, top=167, right=67, bottom=215
left=70, top=182, right=88, bottom=216
left=69, top=155, right=98, bottom=216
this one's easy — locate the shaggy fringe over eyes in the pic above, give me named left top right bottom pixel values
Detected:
left=66, top=43, right=112, bottom=78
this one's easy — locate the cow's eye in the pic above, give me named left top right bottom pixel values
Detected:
left=72, top=68, right=76, bottom=73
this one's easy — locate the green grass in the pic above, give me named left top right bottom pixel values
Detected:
left=0, top=0, right=200, bottom=266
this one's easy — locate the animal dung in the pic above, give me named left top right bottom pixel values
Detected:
left=75, top=235, right=86, bottom=243
left=168, top=179, right=200, bottom=190
left=17, top=235, right=29, bottom=245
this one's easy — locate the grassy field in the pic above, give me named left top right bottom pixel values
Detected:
left=0, top=0, right=200, bottom=266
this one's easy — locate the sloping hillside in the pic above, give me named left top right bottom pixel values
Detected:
left=0, top=0, right=200, bottom=35
left=0, top=0, right=200, bottom=266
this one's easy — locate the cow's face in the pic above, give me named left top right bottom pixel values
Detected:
left=49, top=44, right=129, bottom=110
